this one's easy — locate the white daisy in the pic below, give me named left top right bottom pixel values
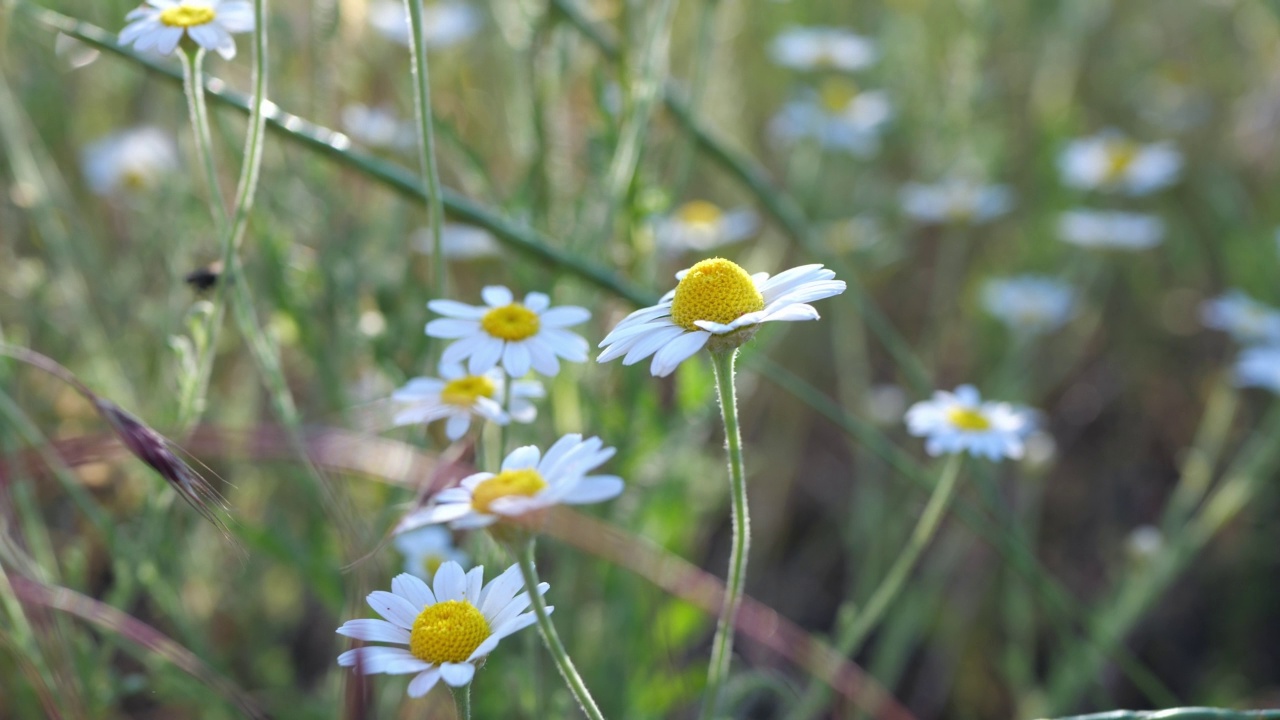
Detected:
left=412, top=223, right=502, bottom=260
left=769, top=27, right=878, bottom=72
left=399, top=434, right=624, bottom=532
left=341, top=104, right=416, bottom=151
left=391, top=363, right=543, bottom=441
left=393, top=526, right=468, bottom=582
left=426, top=287, right=590, bottom=378
left=770, top=79, right=892, bottom=156
left=1200, top=290, right=1280, bottom=345
left=652, top=201, right=759, bottom=253
left=1058, top=132, right=1182, bottom=195
left=1057, top=209, right=1164, bottom=251
left=81, top=126, right=180, bottom=196
left=980, top=275, right=1077, bottom=335
left=899, top=180, right=1013, bottom=225
left=1126, top=525, right=1164, bottom=561
left=368, top=0, right=481, bottom=49
left=905, top=385, right=1034, bottom=461
left=336, top=562, right=546, bottom=696
left=119, top=0, right=254, bottom=60
left=1235, top=344, right=1280, bottom=394
left=597, top=258, right=846, bottom=377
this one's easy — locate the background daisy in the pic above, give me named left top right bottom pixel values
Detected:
left=1057, top=209, right=1164, bottom=250
left=1059, top=132, right=1182, bottom=195
left=390, top=363, right=542, bottom=441
left=119, top=0, right=254, bottom=59
left=426, top=287, right=590, bottom=378
left=905, top=385, right=1035, bottom=461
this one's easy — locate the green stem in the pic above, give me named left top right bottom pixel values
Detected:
left=451, top=683, right=471, bottom=720
left=178, top=47, right=227, bottom=224
left=515, top=542, right=606, bottom=720
left=787, top=454, right=963, bottom=720
left=402, top=0, right=448, bottom=296
left=700, top=349, right=749, bottom=720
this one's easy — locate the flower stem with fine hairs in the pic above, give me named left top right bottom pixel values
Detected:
left=450, top=684, right=471, bottom=719
left=515, top=541, right=606, bottom=720
left=402, top=0, right=448, bottom=296
left=700, top=348, right=749, bottom=720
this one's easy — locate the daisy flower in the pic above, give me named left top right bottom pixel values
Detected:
left=336, top=562, right=546, bottom=696
left=412, top=223, right=502, bottom=260
left=391, top=364, right=543, bottom=441
left=368, top=0, right=481, bottom=49
left=426, top=287, right=590, bottom=378
left=400, top=434, right=624, bottom=532
left=119, top=0, right=254, bottom=60
left=1057, top=209, right=1164, bottom=251
left=1058, top=132, right=1182, bottom=195
left=394, top=526, right=468, bottom=582
left=770, top=79, right=892, bottom=156
left=769, top=27, right=878, bottom=72
left=1235, top=344, right=1280, bottom=394
left=905, top=385, right=1034, bottom=461
left=899, top=180, right=1013, bottom=225
left=652, top=201, right=760, bottom=253
left=1200, top=290, right=1280, bottom=345
left=81, top=126, right=179, bottom=195
left=597, top=258, right=846, bottom=377
left=980, top=275, right=1077, bottom=335
left=341, top=104, right=416, bottom=151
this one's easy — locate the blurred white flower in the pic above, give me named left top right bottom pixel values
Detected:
left=368, top=0, right=480, bottom=49
left=426, top=287, right=590, bottom=378
left=981, top=275, right=1077, bottom=335
left=769, top=27, right=878, bottom=72
left=1235, top=344, right=1280, bottom=394
left=341, top=104, right=416, bottom=151
left=1201, top=290, right=1280, bottom=345
left=770, top=79, right=892, bottom=156
left=1126, top=525, right=1164, bottom=560
left=1057, top=209, right=1164, bottom=251
left=393, top=526, right=468, bottom=581
left=119, top=0, right=254, bottom=60
left=81, top=126, right=180, bottom=195
left=1058, top=132, right=1181, bottom=195
left=899, top=180, right=1012, bottom=225
left=55, top=33, right=100, bottom=69
left=413, top=223, right=502, bottom=260
left=392, top=363, right=543, bottom=441
left=906, top=385, right=1035, bottom=461
left=1021, top=431, right=1058, bottom=469
left=652, top=201, right=759, bottom=253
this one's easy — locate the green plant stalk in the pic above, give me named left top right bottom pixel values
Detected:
left=402, top=0, right=447, bottom=295
left=451, top=684, right=471, bottom=720
left=1041, top=708, right=1280, bottom=720
left=515, top=542, right=606, bottom=720
left=178, top=47, right=227, bottom=222
left=700, top=349, right=749, bottom=720
left=788, top=454, right=963, bottom=720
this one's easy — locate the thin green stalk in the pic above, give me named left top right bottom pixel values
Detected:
left=515, top=542, right=606, bottom=720
left=787, top=454, right=963, bottom=720
left=1041, top=709, right=1280, bottom=720
left=451, top=684, right=471, bottom=720
left=402, top=0, right=448, bottom=295
left=700, top=349, right=749, bottom=720
left=178, top=48, right=227, bottom=223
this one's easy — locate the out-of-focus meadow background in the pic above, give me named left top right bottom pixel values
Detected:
left=3, top=0, right=1280, bottom=717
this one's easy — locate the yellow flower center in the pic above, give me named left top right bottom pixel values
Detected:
left=946, top=407, right=992, bottom=432
left=818, top=78, right=859, bottom=113
left=471, top=468, right=548, bottom=514
left=409, top=600, right=491, bottom=664
left=419, top=553, right=446, bottom=580
left=676, top=200, right=723, bottom=229
left=440, top=375, right=496, bottom=407
left=159, top=4, right=216, bottom=27
left=669, top=258, right=765, bottom=331
left=1103, top=141, right=1139, bottom=182
left=480, top=304, right=540, bottom=341
left=120, top=168, right=150, bottom=190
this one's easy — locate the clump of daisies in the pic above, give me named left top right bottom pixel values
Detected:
left=906, top=385, right=1036, bottom=461
left=390, top=363, right=543, bottom=441
left=770, top=78, right=892, bottom=157
left=900, top=179, right=1013, bottom=226
left=119, top=0, right=254, bottom=59
left=1059, top=131, right=1182, bottom=195
left=426, top=287, right=590, bottom=378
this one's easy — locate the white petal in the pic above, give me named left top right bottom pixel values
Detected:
left=445, top=413, right=472, bottom=440
left=337, top=647, right=430, bottom=675
left=366, top=590, right=421, bottom=629
left=540, top=329, right=589, bottom=361
left=481, top=286, right=513, bottom=307
left=433, top=561, right=466, bottom=602
left=391, top=573, right=436, bottom=609
left=523, top=292, right=550, bottom=312
left=526, top=339, right=560, bottom=376
left=539, top=306, right=590, bottom=328
left=335, top=619, right=411, bottom=644
left=151, top=26, right=186, bottom=55
left=559, top=476, right=624, bottom=504
left=467, top=337, right=505, bottom=375
left=440, top=662, right=476, bottom=687
left=479, top=564, right=526, bottom=617
left=425, top=318, right=480, bottom=339
left=467, top=634, right=501, bottom=661
left=759, top=303, right=821, bottom=324
left=439, top=332, right=489, bottom=365
left=407, top=668, right=442, bottom=697
left=464, top=565, right=485, bottom=604
left=502, top=341, right=532, bottom=378
left=650, top=330, right=710, bottom=377
left=623, top=325, right=686, bottom=365
left=214, top=2, right=254, bottom=31
left=502, top=445, right=541, bottom=471
left=428, top=299, right=488, bottom=319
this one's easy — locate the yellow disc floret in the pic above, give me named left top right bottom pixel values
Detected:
left=441, top=375, right=496, bottom=407
left=159, top=4, right=216, bottom=27
left=677, top=200, right=724, bottom=228
left=409, top=600, right=491, bottom=664
left=818, top=78, right=859, bottom=113
left=471, top=468, right=548, bottom=514
left=669, top=258, right=765, bottom=331
left=947, top=407, right=992, bottom=432
left=1103, top=140, right=1139, bottom=182
left=419, top=553, right=446, bottom=580
left=481, top=304, right=540, bottom=341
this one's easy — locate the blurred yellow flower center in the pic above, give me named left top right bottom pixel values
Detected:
left=409, top=600, right=490, bottom=664
left=818, top=78, right=859, bottom=112
left=419, top=554, right=446, bottom=580
left=121, top=168, right=150, bottom=190
left=670, top=258, right=765, bottom=331
left=159, top=5, right=216, bottom=27
left=481, top=304, right=540, bottom=341
left=471, top=468, right=547, bottom=514
left=677, top=200, right=723, bottom=228
left=441, top=375, right=496, bottom=407
left=1104, top=141, right=1139, bottom=181
left=947, top=407, right=992, bottom=432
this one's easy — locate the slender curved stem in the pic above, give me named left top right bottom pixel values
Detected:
left=787, top=454, right=963, bottom=720
left=178, top=48, right=226, bottom=224
left=515, top=541, right=606, bottom=720
left=402, top=0, right=447, bottom=296
left=450, top=683, right=471, bottom=720
left=700, top=349, right=748, bottom=720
